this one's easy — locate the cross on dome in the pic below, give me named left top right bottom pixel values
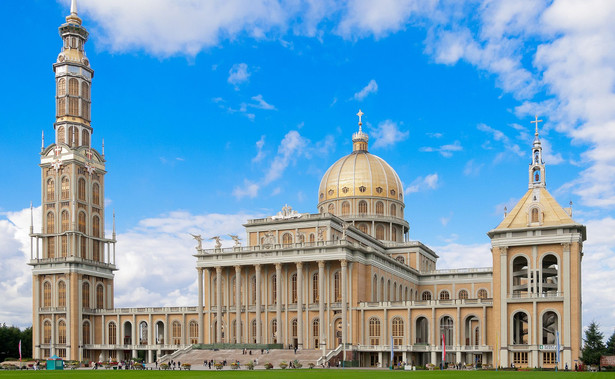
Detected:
left=531, top=114, right=543, bottom=135
left=357, top=109, right=364, bottom=126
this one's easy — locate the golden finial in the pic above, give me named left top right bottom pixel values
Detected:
left=531, top=115, right=543, bottom=135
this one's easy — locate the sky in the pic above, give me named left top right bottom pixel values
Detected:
left=1, top=0, right=615, bottom=338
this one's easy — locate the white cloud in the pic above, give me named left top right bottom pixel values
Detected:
left=405, top=173, right=439, bottom=194
left=432, top=242, right=492, bottom=270
left=252, top=135, right=267, bottom=163
left=463, top=159, right=484, bottom=176
left=249, top=94, right=276, bottom=110
left=477, top=123, right=524, bottom=160
left=420, top=140, right=462, bottom=158
left=232, top=180, right=260, bottom=199
left=353, top=79, right=378, bottom=101
left=228, top=63, right=250, bottom=88
left=264, top=130, right=308, bottom=184
left=370, top=120, right=409, bottom=149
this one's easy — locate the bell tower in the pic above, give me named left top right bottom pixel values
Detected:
left=29, top=0, right=117, bottom=362
left=488, top=117, right=585, bottom=370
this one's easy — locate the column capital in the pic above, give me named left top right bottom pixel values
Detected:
left=255, top=264, right=261, bottom=272
left=499, top=246, right=508, bottom=255
left=340, top=259, right=348, bottom=267
left=275, top=263, right=282, bottom=270
left=235, top=265, right=242, bottom=272
left=296, top=261, right=303, bottom=269
left=197, top=267, right=204, bottom=273
left=561, top=242, right=571, bottom=251
left=318, top=260, right=325, bottom=268
left=216, top=266, right=222, bottom=274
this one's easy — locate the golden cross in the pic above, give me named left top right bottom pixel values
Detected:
left=531, top=115, right=543, bottom=134
left=357, top=109, right=364, bottom=125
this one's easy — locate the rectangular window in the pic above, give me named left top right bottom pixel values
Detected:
left=543, top=352, right=556, bottom=364
left=513, top=352, right=528, bottom=365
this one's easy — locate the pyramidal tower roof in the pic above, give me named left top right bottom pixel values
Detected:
left=490, top=116, right=581, bottom=233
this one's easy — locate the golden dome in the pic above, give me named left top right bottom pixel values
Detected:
left=318, top=151, right=404, bottom=203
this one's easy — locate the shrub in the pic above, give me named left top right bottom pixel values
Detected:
left=214, top=362, right=223, bottom=370
left=293, top=360, right=302, bottom=369
left=231, top=362, right=240, bottom=370
left=246, top=361, right=254, bottom=370
left=160, top=363, right=169, bottom=370
left=426, top=363, right=436, bottom=370
left=279, top=362, right=288, bottom=369
left=264, top=362, right=273, bottom=369
left=181, top=363, right=191, bottom=370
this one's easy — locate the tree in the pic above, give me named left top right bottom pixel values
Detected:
left=0, top=324, right=32, bottom=362
left=606, top=329, right=615, bottom=356
left=581, top=321, right=606, bottom=366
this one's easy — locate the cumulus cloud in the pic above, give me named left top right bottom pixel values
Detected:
left=477, top=123, right=524, bottom=161
left=250, top=94, right=276, bottom=110
left=252, top=135, right=267, bottom=163
left=370, top=120, right=409, bottom=149
left=405, top=173, right=439, bottom=194
left=432, top=242, right=492, bottom=270
left=420, top=140, right=462, bottom=158
left=228, top=63, right=250, bottom=88
left=353, top=79, right=378, bottom=101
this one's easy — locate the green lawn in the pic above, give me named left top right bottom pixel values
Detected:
left=0, top=370, right=607, bottom=378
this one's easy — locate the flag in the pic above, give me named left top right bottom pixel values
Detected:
left=556, top=331, right=561, bottom=366
left=443, top=333, right=446, bottom=366
left=19, top=340, right=22, bottom=361
left=390, top=336, right=394, bottom=369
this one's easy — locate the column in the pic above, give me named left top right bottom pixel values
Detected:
left=197, top=268, right=204, bottom=344
left=216, top=266, right=222, bottom=343
left=318, top=260, right=325, bottom=355
left=296, top=262, right=303, bottom=349
left=235, top=265, right=241, bottom=344
left=341, top=260, right=348, bottom=362
left=275, top=263, right=282, bottom=345
left=255, top=264, right=262, bottom=344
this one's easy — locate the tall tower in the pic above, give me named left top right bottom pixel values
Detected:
left=488, top=118, right=585, bottom=369
left=29, top=0, right=117, bottom=362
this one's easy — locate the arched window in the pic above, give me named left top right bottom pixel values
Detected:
left=282, top=233, right=293, bottom=245
left=341, top=201, right=350, bottom=216
left=392, top=317, right=404, bottom=345
left=108, top=322, right=117, bottom=344
left=387, top=279, right=391, bottom=301
left=542, top=311, right=558, bottom=344
left=327, top=203, right=335, bottom=215
left=512, top=312, right=529, bottom=344
left=82, top=129, right=89, bottom=145
left=58, top=281, right=66, bottom=307
left=333, top=271, right=341, bottom=302
left=96, top=284, right=104, bottom=308
left=68, top=126, right=76, bottom=147
left=380, top=277, right=384, bottom=301
left=358, top=224, right=368, bottom=234
left=458, top=289, right=468, bottom=300
left=189, top=320, right=198, bottom=344
left=47, top=179, right=55, bottom=201
left=393, top=282, right=398, bottom=301
left=292, top=319, right=298, bottom=338
left=390, top=204, right=397, bottom=217
left=46, top=212, right=55, bottom=258
left=61, top=177, right=70, bottom=200
left=82, top=321, right=91, bottom=344
left=78, top=212, right=86, bottom=233
left=93, top=216, right=100, bottom=237
left=439, top=290, right=450, bottom=300
left=78, top=212, right=86, bottom=258
left=312, top=319, right=319, bottom=347
left=43, top=282, right=52, bottom=307
left=416, top=317, right=428, bottom=344
left=271, top=274, right=277, bottom=304
left=43, top=320, right=52, bottom=343
left=172, top=321, right=182, bottom=345
left=309, top=233, right=315, bottom=243
left=376, top=201, right=384, bottom=215
left=312, top=272, right=319, bottom=302
left=440, top=316, right=454, bottom=347
left=58, top=320, right=66, bottom=344
left=78, top=178, right=86, bottom=201
left=82, top=282, right=90, bottom=308
left=57, top=78, right=66, bottom=96
left=291, top=274, right=297, bottom=303
left=271, top=319, right=278, bottom=343
left=392, top=227, right=397, bottom=242
left=93, top=183, right=100, bottom=205
left=477, top=289, right=488, bottom=299
left=81, top=81, right=90, bottom=100
left=57, top=126, right=65, bottom=144
left=358, top=200, right=367, bottom=215
left=372, top=275, right=378, bottom=302
left=395, top=256, right=405, bottom=264
left=541, top=254, right=559, bottom=295
left=61, top=211, right=69, bottom=257
left=512, top=256, right=530, bottom=296
left=57, top=97, right=66, bottom=116
left=376, top=225, right=385, bottom=240
left=369, top=318, right=381, bottom=345
left=421, top=291, right=432, bottom=301
left=69, top=78, right=79, bottom=95
left=531, top=208, right=539, bottom=223
left=69, top=98, right=79, bottom=116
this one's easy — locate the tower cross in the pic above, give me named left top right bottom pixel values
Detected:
left=531, top=115, right=543, bottom=134
left=357, top=109, right=364, bottom=126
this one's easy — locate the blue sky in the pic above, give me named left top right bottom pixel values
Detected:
left=1, top=0, right=615, bottom=337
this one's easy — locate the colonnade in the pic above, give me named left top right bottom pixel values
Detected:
left=196, top=259, right=348, bottom=352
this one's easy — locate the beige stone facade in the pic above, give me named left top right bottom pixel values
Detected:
left=29, top=3, right=585, bottom=369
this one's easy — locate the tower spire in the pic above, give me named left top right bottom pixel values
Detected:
left=71, top=0, right=78, bottom=16
left=352, top=109, right=369, bottom=152
left=66, top=0, right=82, bottom=25
left=528, top=116, right=546, bottom=189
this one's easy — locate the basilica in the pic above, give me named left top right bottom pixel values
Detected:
left=29, top=1, right=586, bottom=369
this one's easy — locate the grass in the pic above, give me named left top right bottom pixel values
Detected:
left=0, top=370, right=606, bottom=379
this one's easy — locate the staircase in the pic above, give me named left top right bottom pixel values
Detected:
left=160, top=348, right=322, bottom=368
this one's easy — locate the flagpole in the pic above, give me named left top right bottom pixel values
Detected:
left=19, top=339, right=22, bottom=369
